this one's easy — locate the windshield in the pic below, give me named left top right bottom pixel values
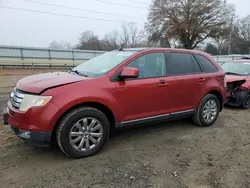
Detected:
left=221, top=61, right=250, bottom=76
left=72, top=51, right=136, bottom=77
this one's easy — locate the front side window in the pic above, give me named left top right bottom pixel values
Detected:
left=221, top=61, right=250, bottom=76
left=126, top=52, right=166, bottom=79
left=72, top=51, right=136, bottom=77
left=166, top=53, right=201, bottom=75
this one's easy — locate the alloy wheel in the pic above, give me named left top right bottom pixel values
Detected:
left=202, top=99, right=218, bottom=123
left=69, top=117, right=103, bottom=151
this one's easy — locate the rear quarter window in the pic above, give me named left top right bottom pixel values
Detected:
left=194, top=54, right=218, bottom=73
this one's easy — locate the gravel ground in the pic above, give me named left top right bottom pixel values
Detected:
left=0, top=68, right=250, bottom=188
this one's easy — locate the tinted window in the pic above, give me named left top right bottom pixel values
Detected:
left=127, top=52, right=166, bottom=79
left=166, top=53, right=201, bottom=75
left=195, top=54, right=217, bottom=73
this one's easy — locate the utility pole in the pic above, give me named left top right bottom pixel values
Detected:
left=228, top=16, right=233, bottom=55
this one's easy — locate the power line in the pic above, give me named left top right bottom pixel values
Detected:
left=125, top=0, right=150, bottom=4
left=95, top=0, right=148, bottom=10
left=0, top=5, right=137, bottom=24
left=24, top=0, right=141, bottom=19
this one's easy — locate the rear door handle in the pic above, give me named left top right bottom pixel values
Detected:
left=198, top=78, right=206, bottom=82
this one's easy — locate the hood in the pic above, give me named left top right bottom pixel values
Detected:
left=225, top=75, right=247, bottom=83
left=16, top=72, right=90, bottom=93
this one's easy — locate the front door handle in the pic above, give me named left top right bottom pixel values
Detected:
left=158, top=79, right=168, bottom=86
left=159, top=79, right=166, bottom=84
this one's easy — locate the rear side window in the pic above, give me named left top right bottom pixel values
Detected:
left=194, top=54, right=218, bottom=73
left=166, top=52, right=201, bottom=75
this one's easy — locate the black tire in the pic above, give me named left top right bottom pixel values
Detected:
left=56, top=107, right=110, bottom=158
left=192, top=94, right=220, bottom=127
left=240, top=91, right=250, bottom=109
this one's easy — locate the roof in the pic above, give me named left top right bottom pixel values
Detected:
left=121, top=47, right=210, bottom=55
left=122, top=48, right=148, bottom=51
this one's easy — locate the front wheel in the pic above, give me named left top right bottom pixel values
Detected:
left=240, top=91, right=250, bottom=109
left=56, top=107, right=110, bottom=158
left=192, top=94, right=220, bottom=127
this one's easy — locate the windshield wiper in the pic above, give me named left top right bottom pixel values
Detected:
left=69, top=69, right=89, bottom=77
left=225, top=72, right=242, bottom=76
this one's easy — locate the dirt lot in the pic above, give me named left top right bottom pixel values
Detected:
left=1, top=68, right=250, bottom=188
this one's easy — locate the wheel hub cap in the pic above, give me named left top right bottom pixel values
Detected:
left=69, top=117, right=103, bottom=151
left=202, top=100, right=217, bottom=123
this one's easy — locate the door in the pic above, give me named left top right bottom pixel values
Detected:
left=113, top=52, right=169, bottom=122
left=162, top=52, right=204, bottom=112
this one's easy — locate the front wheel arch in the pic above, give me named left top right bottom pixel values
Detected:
left=51, top=102, right=115, bottom=142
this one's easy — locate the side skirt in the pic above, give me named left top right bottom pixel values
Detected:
left=116, top=109, right=195, bottom=128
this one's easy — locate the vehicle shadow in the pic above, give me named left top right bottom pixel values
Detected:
left=15, top=118, right=197, bottom=160
left=224, top=104, right=250, bottom=111
left=113, top=118, right=196, bottom=138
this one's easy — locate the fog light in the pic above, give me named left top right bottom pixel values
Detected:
left=19, top=130, right=31, bottom=139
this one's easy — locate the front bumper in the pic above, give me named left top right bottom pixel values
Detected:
left=10, top=126, right=52, bottom=147
left=2, top=107, right=52, bottom=147
left=2, top=100, right=60, bottom=147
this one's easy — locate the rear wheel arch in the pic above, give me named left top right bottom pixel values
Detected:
left=51, top=101, right=116, bottom=142
left=206, top=90, right=223, bottom=111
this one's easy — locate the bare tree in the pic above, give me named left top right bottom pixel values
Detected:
left=214, top=27, right=230, bottom=55
left=120, top=23, right=130, bottom=47
left=129, top=24, right=138, bottom=47
left=77, top=30, right=103, bottom=50
left=238, top=15, right=250, bottom=53
left=147, top=0, right=232, bottom=49
left=120, top=23, right=140, bottom=47
left=103, top=30, right=119, bottom=50
left=48, top=40, right=72, bottom=50
left=76, top=25, right=147, bottom=51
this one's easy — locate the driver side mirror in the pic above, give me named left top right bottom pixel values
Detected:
left=119, top=67, right=139, bottom=79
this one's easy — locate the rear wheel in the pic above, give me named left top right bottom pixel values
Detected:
left=192, top=94, right=220, bottom=127
left=56, top=107, right=110, bottom=158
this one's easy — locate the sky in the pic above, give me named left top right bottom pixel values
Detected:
left=0, top=0, right=250, bottom=48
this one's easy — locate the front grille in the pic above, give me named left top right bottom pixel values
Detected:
left=10, top=88, right=25, bottom=109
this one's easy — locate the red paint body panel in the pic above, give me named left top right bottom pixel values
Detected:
left=120, top=67, right=139, bottom=78
left=225, top=75, right=247, bottom=83
left=16, top=72, right=89, bottom=93
left=7, top=48, right=226, bottom=136
left=7, top=101, right=59, bottom=132
left=241, top=79, right=250, bottom=89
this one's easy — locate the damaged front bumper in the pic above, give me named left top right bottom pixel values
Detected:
left=225, top=79, right=248, bottom=106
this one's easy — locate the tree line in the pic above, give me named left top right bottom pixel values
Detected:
left=49, top=0, right=250, bottom=55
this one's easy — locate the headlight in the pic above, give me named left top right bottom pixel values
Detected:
left=19, top=94, right=52, bottom=112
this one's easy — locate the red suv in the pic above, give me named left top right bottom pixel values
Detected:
left=3, top=48, right=226, bottom=158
